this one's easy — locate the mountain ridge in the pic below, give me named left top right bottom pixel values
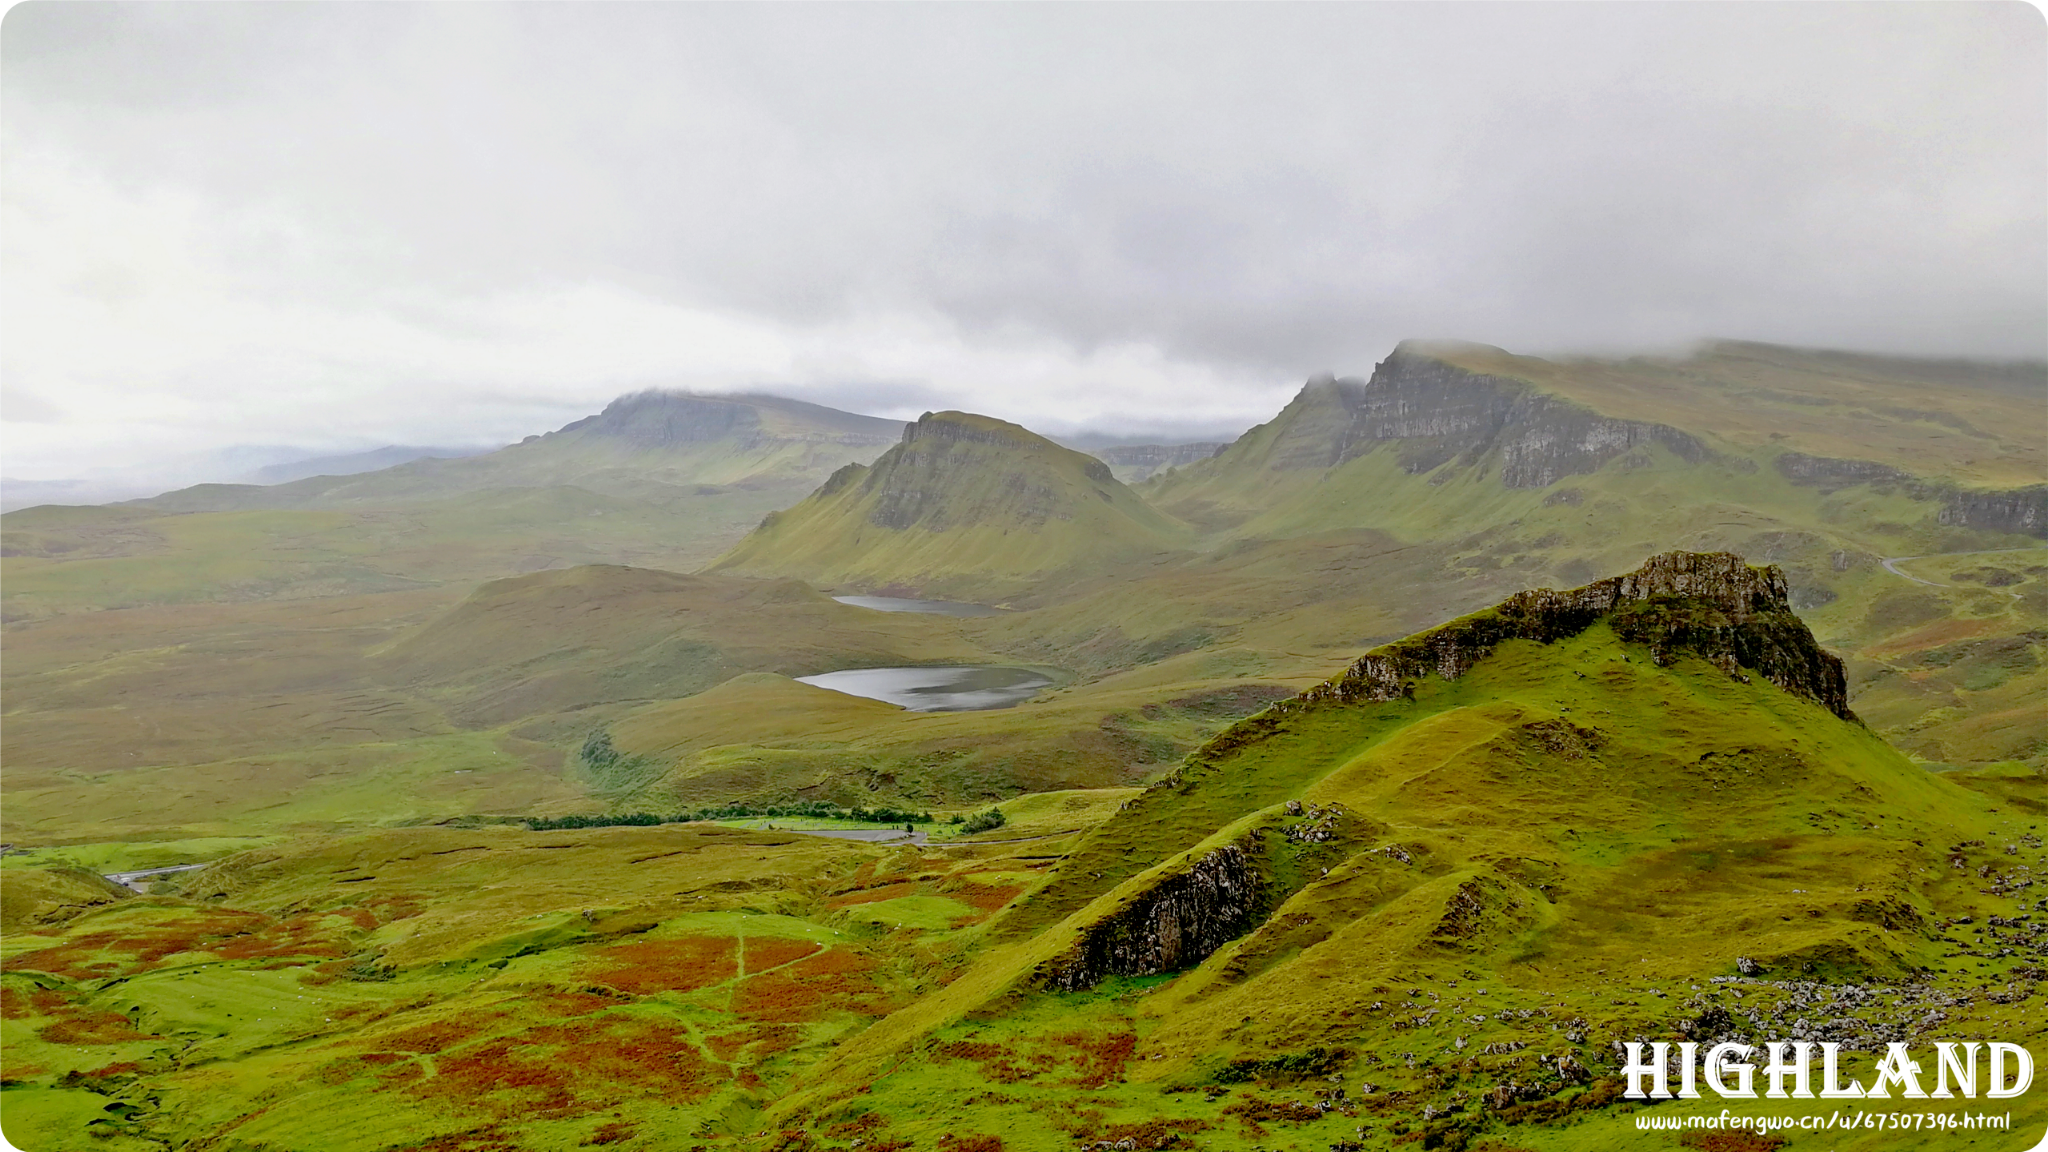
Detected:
left=127, top=391, right=906, bottom=513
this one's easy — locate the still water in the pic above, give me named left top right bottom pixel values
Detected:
left=831, top=595, right=1007, bottom=617
left=795, top=665, right=1053, bottom=711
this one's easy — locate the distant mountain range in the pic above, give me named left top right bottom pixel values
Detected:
left=0, top=443, right=493, bottom=512
left=126, top=392, right=910, bottom=513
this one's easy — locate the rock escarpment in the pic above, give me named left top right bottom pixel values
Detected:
left=1038, top=843, right=1261, bottom=992
left=1937, top=487, right=2047, bottom=537
left=1774, top=452, right=2046, bottom=539
left=1090, top=442, right=1228, bottom=482
left=1244, top=349, right=1709, bottom=487
left=1308, top=551, right=1854, bottom=720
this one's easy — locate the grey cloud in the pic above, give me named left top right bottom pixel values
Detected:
left=1, top=2, right=2041, bottom=461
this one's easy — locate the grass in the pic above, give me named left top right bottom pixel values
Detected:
left=759, top=612, right=2043, bottom=1138
left=0, top=819, right=1103, bottom=1151
left=1, top=343, right=2043, bottom=1150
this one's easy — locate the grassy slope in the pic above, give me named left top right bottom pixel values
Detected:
left=0, top=817, right=1112, bottom=1151
left=4, top=551, right=2042, bottom=1150
left=762, top=608, right=2044, bottom=1151
left=710, top=411, right=1194, bottom=599
left=1120, top=343, right=2047, bottom=773
left=373, top=565, right=990, bottom=728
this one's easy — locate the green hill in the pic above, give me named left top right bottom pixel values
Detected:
left=765, top=552, right=2045, bottom=1148
left=4, top=553, right=2041, bottom=1152
left=710, top=410, right=1194, bottom=599
left=1098, top=341, right=2048, bottom=774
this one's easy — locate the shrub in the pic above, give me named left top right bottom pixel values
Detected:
left=958, top=807, right=1007, bottom=835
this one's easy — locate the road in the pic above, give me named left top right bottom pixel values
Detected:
left=104, top=863, right=207, bottom=892
left=1878, top=547, right=2042, bottom=590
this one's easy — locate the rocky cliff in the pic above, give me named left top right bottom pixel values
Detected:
left=1233, top=349, right=1710, bottom=488
left=1195, top=554, right=1854, bottom=771
left=1089, top=442, right=1229, bottom=483
left=1775, top=453, right=2046, bottom=539
left=1315, top=551, right=1851, bottom=719
left=1038, top=843, right=1262, bottom=992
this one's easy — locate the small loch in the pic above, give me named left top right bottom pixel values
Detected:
left=795, top=666, right=1054, bottom=712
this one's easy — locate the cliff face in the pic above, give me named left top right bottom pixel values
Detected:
left=1243, top=351, right=1709, bottom=488
left=1038, top=843, right=1262, bottom=992
left=1303, top=551, right=1854, bottom=720
left=1090, top=443, right=1228, bottom=482
left=1775, top=453, right=2046, bottom=540
left=1936, top=487, right=2046, bottom=537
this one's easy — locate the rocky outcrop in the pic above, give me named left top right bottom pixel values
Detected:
left=1773, top=452, right=1915, bottom=489
left=1774, top=453, right=2046, bottom=539
left=1938, top=487, right=2047, bottom=537
left=1300, top=552, right=1854, bottom=720
left=1185, top=554, right=1854, bottom=770
left=1039, top=843, right=1261, bottom=992
left=1255, top=352, right=1709, bottom=488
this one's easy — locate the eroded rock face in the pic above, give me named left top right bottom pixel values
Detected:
left=1261, top=354, right=1709, bottom=487
left=1938, top=487, right=2047, bottom=537
left=1774, top=452, right=2046, bottom=539
left=1090, top=443, right=1228, bottom=482
left=1040, top=844, right=1261, bottom=992
left=1301, top=551, right=1855, bottom=720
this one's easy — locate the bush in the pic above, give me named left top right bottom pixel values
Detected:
left=958, top=807, right=1007, bottom=835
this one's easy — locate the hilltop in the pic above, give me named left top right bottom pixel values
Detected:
left=766, top=553, right=2043, bottom=1146
left=133, top=391, right=905, bottom=512
left=709, top=410, right=1193, bottom=599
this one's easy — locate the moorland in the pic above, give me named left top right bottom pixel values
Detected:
left=2, top=339, right=2043, bottom=1152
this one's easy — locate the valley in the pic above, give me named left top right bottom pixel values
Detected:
left=2, top=340, right=2043, bottom=1152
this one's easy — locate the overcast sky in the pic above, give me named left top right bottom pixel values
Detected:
left=2, top=2, right=2043, bottom=483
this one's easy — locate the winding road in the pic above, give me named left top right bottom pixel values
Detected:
left=1878, top=546, right=2043, bottom=590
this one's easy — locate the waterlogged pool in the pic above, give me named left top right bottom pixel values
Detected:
left=795, top=665, right=1054, bottom=711
left=830, top=595, right=1007, bottom=617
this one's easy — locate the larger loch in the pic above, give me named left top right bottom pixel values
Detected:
left=796, top=666, right=1053, bottom=712
left=813, top=595, right=1052, bottom=711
